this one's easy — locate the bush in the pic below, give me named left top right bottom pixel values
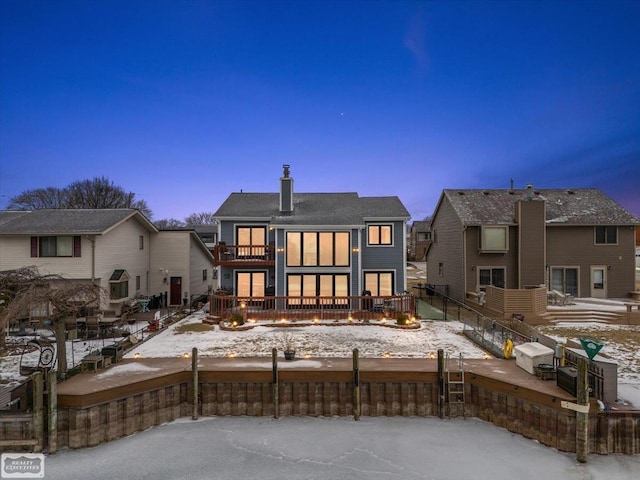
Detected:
left=229, top=313, right=245, bottom=326
left=395, top=313, right=410, bottom=325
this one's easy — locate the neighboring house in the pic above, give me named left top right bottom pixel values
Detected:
left=0, top=209, right=215, bottom=312
left=425, top=186, right=640, bottom=303
left=193, top=224, right=218, bottom=254
left=212, top=165, right=411, bottom=306
left=151, top=228, right=217, bottom=305
left=408, top=220, right=431, bottom=261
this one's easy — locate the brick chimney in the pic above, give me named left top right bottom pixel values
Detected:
left=280, top=164, right=293, bottom=213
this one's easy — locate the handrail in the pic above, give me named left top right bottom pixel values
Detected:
left=209, top=294, right=415, bottom=321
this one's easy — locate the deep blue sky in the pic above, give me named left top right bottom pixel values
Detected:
left=1, top=0, right=639, bottom=222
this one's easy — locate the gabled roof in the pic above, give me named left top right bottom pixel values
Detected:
left=439, top=188, right=640, bottom=226
left=410, top=220, right=430, bottom=232
left=214, top=193, right=410, bottom=226
left=0, top=209, right=158, bottom=235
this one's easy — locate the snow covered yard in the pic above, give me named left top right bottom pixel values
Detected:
left=123, top=310, right=488, bottom=360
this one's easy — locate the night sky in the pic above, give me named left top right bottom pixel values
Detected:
left=1, top=0, right=639, bottom=222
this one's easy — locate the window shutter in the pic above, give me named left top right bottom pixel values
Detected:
left=31, top=237, right=38, bottom=257
left=73, top=236, right=81, bottom=257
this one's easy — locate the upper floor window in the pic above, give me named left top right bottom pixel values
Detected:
left=368, top=225, right=392, bottom=246
left=595, top=226, right=617, bottom=245
left=286, top=231, right=350, bottom=267
left=236, top=226, right=267, bottom=257
left=480, top=226, right=508, bottom=252
left=203, top=269, right=208, bottom=281
left=31, top=236, right=81, bottom=258
left=139, top=235, right=144, bottom=250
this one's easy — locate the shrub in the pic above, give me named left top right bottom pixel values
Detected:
left=395, top=313, right=410, bottom=326
left=229, top=312, right=245, bottom=326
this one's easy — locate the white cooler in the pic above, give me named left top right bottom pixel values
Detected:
left=514, top=342, right=554, bottom=374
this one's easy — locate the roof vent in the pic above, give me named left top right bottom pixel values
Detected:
left=458, top=191, right=465, bottom=195
left=567, top=190, right=575, bottom=194
left=483, top=190, right=490, bottom=195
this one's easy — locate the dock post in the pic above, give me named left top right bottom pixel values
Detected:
left=192, top=347, right=198, bottom=420
left=353, top=348, right=360, bottom=421
left=272, top=348, right=279, bottom=419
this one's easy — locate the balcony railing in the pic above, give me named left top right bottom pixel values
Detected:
left=213, top=244, right=276, bottom=266
left=209, top=294, right=415, bottom=322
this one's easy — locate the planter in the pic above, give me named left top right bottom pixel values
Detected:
left=284, top=350, right=296, bottom=360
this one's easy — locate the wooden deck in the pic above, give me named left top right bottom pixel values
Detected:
left=57, top=357, right=578, bottom=409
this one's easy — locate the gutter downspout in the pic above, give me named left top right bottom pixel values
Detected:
left=86, top=235, right=96, bottom=284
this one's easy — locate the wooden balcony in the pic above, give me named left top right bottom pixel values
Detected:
left=209, top=294, right=416, bottom=322
left=213, top=244, right=276, bottom=266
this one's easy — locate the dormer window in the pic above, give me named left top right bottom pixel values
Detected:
left=480, top=226, right=508, bottom=253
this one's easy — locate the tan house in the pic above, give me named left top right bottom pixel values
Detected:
left=0, top=209, right=215, bottom=312
left=425, top=186, right=640, bottom=304
left=408, top=220, right=431, bottom=261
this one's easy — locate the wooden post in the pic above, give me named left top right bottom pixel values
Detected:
left=437, top=349, right=444, bottom=419
left=192, top=347, right=198, bottom=420
left=32, top=371, right=43, bottom=453
left=47, top=370, right=57, bottom=454
left=353, top=348, right=360, bottom=421
left=272, top=348, right=279, bottom=419
left=576, top=357, right=589, bottom=463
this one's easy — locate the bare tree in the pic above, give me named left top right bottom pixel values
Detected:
left=184, top=212, right=216, bottom=226
left=7, top=187, right=69, bottom=210
left=0, top=267, right=108, bottom=373
left=65, top=177, right=153, bottom=218
left=7, top=176, right=153, bottom=219
left=154, top=218, right=186, bottom=229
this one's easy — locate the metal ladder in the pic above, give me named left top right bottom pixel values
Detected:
left=445, top=353, right=465, bottom=418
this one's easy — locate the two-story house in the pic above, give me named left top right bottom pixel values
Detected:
left=0, top=209, right=215, bottom=313
left=425, top=186, right=639, bottom=304
left=211, top=165, right=411, bottom=319
left=408, top=220, right=431, bottom=261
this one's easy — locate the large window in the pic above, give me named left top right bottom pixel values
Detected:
left=364, top=272, right=394, bottom=296
left=551, top=267, right=578, bottom=296
left=31, top=236, right=81, bottom=257
left=595, top=226, right=617, bottom=245
left=368, top=225, right=392, bottom=246
left=478, top=267, right=506, bottom=290
left=480, top=226, right=508, bottom=252
left=236, top=271, right=266, bottom=297
left=237, top=226, right=266, bottom=257
left=286, top=231, right=350, bottom=267
left=287, top=274, right=349, bottom=306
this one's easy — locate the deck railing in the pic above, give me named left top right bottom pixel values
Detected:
left=209, top=294, right=416, bottom=321
left=213, top=244, right=276, bottom=265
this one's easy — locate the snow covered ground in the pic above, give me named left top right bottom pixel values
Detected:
left=123, top=311, right=487, bottom=360
left=41, top=416, right=640, bottom=480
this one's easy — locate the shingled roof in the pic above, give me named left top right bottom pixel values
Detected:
left=0, top=209, right=157, bottom=235
left=214, top=192, right=410, bottom=226
left=442, top=188, right=640, bottom=226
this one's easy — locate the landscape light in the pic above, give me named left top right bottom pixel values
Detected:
left=134, top=352, right=141, bottom=359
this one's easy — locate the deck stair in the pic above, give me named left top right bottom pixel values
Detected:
left=546, top=309, right=624, bottom=324
left=445, top=353, right=465, bottom=418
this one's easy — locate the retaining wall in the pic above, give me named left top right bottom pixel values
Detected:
left=56, top=370, right=640, bottom=454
